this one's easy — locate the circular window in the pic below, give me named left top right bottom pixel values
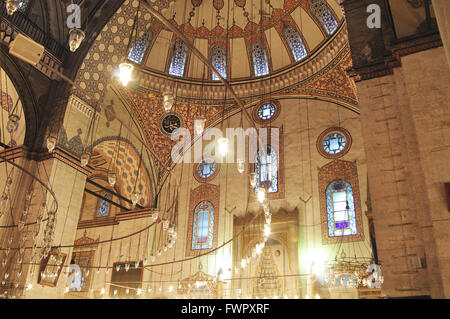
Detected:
left=194, top=159, right=219, bottom=182
left=160, top=113, right=182, bottom=135
left=258, top=103, right=276, bottom=120
left=317, top=127, right=352, bottom=159
left=253, top=100, right=281, bottom=124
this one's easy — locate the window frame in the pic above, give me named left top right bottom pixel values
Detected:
left=283, top=25, right=308, bottom=62
left=191, top=201, right=215, bottom=250
left=168, top=40, right=189, bottom=77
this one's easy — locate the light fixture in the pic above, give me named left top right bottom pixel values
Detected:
left=237, top=159, right=245, bottom=174
left=264, top=224, right=271, bottom=238
left=194, top=117, right=206, bottom=135
left=100, top=288, right=105, bottom=295
left=80, top=152, right=90, bottom=167
left=163, top=90, right=175, bottom=112
left=46, top=136, right=57, bottom=153
left=118, top=62, right=134, bottom=86
left=68, top=28, right=85, bottom=52
left=265, top=213, right=272, bottom=225
left=257, top=188, right=266, bottom=203
left=7, top=114, right=19, bottom=132
left=250, top=173, right=257, bottom=188
left=5, top=0, right=19, bottom=15
left=217, top=137, right=229, bottom=156
left=131, top=191, right=140, bottom=208
left=241, top=259, right=247, bottom=269
left=108, top=171, right=117, bottom=187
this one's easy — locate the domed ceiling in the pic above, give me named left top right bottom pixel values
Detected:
left=139, top=0, right=344, bottom=80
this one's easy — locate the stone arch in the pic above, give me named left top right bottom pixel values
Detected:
left=0, top=48, right=38, bottom=147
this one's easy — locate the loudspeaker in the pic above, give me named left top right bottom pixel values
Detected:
left=9, top=33, right=44, bottom=66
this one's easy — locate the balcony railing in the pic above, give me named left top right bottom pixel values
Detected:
left=0, top=5, right=68, bottom=61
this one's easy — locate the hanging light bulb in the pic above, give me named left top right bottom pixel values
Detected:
left=150, top=255, right=155, bottom=263
left=168, top=286, right=173, bottom=292
left=118, top=62, right=134, bottom=86
left=64, top=287, right=69, bottom=293
left=241, top=259, right=247, bottom=269
left=131, top=191, right=140, bottom=208
left=46, top=136, right=57, bottom=153
left=264, top=224, right=271, bottom=238
left=237, top=159, right=245, bottom=174
left=257, top=188, right=266, bottom=203
left=250, top=172, right=257, bottom=188
left=125, top=263, right=130, bottom=272
left=163, top=90, right=175, bottom=112
left=152, top=211, right=159, bottom=222
left=136, top=288, right=142, bottom=295
left=100, top=288, right=105, bottom=295
left=107, top=171, right=117, bottom=187
left=125, top=288, right=129, bottom=294
left=5, top=0, right=20, bottom=15
left=7, top=114, right=19, bottom=132
left=194, top=117, right=206, bottom=136
left=265, top=213, right=272, bottom=225
left=27, top=283, right=32, bottom=290
left=80, top=152, right=90, bottom=167
left=217, top=137, right=229, bottom=156
left=115, top=265, right=121, bottom=272
left=255, top=244, right=262, bottom=255
left=68, top=28, right=85, bottom=52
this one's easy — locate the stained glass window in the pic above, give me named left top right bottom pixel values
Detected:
left=323, top=132, right=346, bottom=155
left=128, top=32, right=152, bottom=64
left=257, top=103, right=276, bottom=121
left=310, top=0, right=338, bottom=35
left=251, top=42, right=269, bottom=77
left=18, top=0, right=30, bottom=12
left=192, top=201, right=214, bottom=250
left=96, top=193, right=112, bottom=217
left=212, top=46, right=227, bottom=80
left=283, top=26, right=308, bottom=62
left=197, top=159, right=216, bottom=179
left=169, top=41, right=188, bottom=77
left=255, top=146, right=278, bottom=194
left=326, top=180, right=357, bottom=237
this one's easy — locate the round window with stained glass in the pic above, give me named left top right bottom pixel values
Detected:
left=253, top=100, right=280, bottom=124
left=317, top=127, right=352, bottom=159
left=257, top=103, right=276, bottom=120
left=196, top=159, right=217, bottom=181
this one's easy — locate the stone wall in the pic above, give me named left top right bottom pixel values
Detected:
left=356, top=46, right=450, bottom=298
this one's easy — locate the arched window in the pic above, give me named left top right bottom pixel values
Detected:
left=211, top=46, right=227, bottom=80
left=326, top=179, right=357, bottom=237
left=128, top=32, right=152, bottom=64
left=192, top=201, right=215, bottom=250
left=255, top=145, right=278, bottom=194
left=283, top=26, right=308, bottom=62
left=251, top=42, right=269, bottom=77
left=310, top=0, right=338, bottom=35
left=169, top=41, right=188, bottom=77
left=96, top=193, right=112, bottom=217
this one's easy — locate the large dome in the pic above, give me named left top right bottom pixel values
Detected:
left=134, top=0, right=344, bottom=81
